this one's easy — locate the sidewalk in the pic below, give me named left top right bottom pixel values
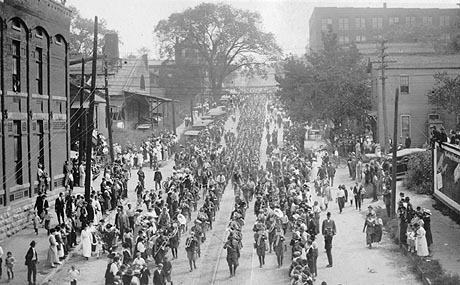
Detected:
left=393, top=182, right=460, bottom=276
left=0, top=122, right=190, bottom=285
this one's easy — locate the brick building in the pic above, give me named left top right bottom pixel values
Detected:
left=370, top=54, right=460, bottom=148
left=0, top=0, right=71, bottom=238
left=309, top=6, right=458, bottom=51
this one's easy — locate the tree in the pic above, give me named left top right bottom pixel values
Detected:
left=68, top=6, right=118, bottom=57
left=427, top=72, right=460, bottom=114
left=154, top=3, right=282, bottom=96
left=276, top=31, right=371, bottom=126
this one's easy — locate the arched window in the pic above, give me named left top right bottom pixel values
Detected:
left=140, top=74, right=145, bottom=90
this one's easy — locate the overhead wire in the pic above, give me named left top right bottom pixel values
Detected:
left=3, top=90, right=96, bottom=187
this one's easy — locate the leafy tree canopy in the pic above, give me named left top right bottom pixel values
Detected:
left=427, top=72, right=460, bottom=114
left=276, top=31, right=371, bottom=126
left=69, top=6, right=118, bottom=57
left=154, top=2, right=282, bottom=93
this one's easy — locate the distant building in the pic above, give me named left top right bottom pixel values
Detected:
left=369, top=54, right=460, bottom=148
left=70, top=54, right=170, bottom=132
left=309, top=6, right=457, bottom=52
left=0, top=0, right=71, bottom=237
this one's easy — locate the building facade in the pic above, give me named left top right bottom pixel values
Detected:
left=309, top=6, right=457, bottom=51
left=0, top=0, right=71, bottom=238
left=370, top=54, right=460, bottom=148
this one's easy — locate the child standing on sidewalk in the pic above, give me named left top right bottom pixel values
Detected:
left=5, top=251, right=15, bottom=281
left=44, top=209, right=51, bottom=235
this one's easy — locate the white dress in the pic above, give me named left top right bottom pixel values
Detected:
left=415, top=227, right=429, bottom=257
left=81, top=228, right=92, bottom=258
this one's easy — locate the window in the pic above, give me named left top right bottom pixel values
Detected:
left=355, top=18, right=366, bottom=29
left=401, top=115, right=411, bottom=138
left=406, top=16, right=416, bottom=27
left=36, top=28, right=44, bottom=39
left=440, top=16, right=450, bottom=27
left=422, top=16, right=432, bottom=25
left=36, top=47, right=43, bottom=95
left=372, top=17, right=383, bottom=29
left=338, top=18, right=349, bottom=30
left=37, top=120, right=45, bottom=166
left=338, top=36, right=350, bottom=44
left=389, top=17, right=400, bottom=25
left=321, top=18, right=332, bottom=31
left=140, top=74, right=145, bottom=90
left=12, top=40, right=21, bottom=92
left=428, top=113, right=440, bottom=121
left=400, top=75, right=409, bottom=93
left=13, top=120, right=23, bottom=185
left=441, top=33, right=451, bottom=43
left=355, top=35, right=367, bottom=42
left=54, top=36, right=63, bottom=45
left=12, top=19, right=21, bottom=31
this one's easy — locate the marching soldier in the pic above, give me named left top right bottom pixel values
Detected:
left=185, top=232, right=198, bottom=272
left=223, top=234, right=240, bottom=278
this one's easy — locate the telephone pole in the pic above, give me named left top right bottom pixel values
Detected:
left=391, top=88, right=399, bottom=218
left=78, top=58, right=85, bottom=166
left=84, top=16, right=98, bottom=202
left=104, top=59, right=114, bottom=163
left=375, top=39, right=396, bottom=154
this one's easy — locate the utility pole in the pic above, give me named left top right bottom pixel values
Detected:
left=104, top=59, right=114, bottom=163
left=78, top=58, right=85, bottom=166
left=84, top=16, right=98, bottom=202
left=172, top=102, right=176, bottom=135
left=391, top=88, right=399, bottom=218
left=379, top=39, right=389, bottom=154
left=190, top=96, right=194, bottom=126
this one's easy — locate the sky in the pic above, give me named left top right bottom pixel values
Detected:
left=67, top=0, right=459, bottom=58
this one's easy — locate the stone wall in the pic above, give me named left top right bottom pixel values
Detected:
left=0, top=188, right=62, bottom=241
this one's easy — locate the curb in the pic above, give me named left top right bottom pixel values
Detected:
left=400, top=243, right=433, bottom=285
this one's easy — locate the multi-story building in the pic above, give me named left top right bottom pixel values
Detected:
left=0, top=0, right=71, bottom=238
left=309, top=6, right=458, bottom=51
left=370, top=54, right=460, bottom=148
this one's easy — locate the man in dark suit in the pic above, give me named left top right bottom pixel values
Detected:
left=114, top=206, right=129, bottom=239
left=34, top=194, right=45, bottom=220
left=25, top=240, right=38, bottom=285
left=55, top=192, right=65, bottom=225
left=153, top=263, right=166, bottom=285
left=322, top=212, right=337, bottom=268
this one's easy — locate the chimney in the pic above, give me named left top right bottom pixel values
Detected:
left=383, top=2, right=387, bottom=8
left=103, top=33, right=119, bottom=62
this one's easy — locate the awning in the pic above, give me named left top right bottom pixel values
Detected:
left=184, top=130, right=201, bottom=136
left=192, top=120, right=213, bottom=129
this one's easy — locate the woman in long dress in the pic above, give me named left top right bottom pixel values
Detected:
left=47, top=228, right=60, bottom=267
left=81, top=224, right=92, bottom=260
left=363, top=213, right=376, bottom=248
left=415, top=223, right=429, bottom=257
